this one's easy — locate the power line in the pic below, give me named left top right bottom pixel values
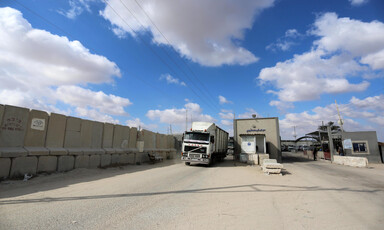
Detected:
left=117, top=0, right=222, bottom=113
left=10, top=0, right=186, bottom=106
left=132, top=0, right=221, bottom=110
left=103, top=0, right=220, bottom=114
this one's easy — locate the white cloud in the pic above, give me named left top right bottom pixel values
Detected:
left=126, top=118, right=158, bottom=130
left=219, top=111, right=234, bottom=120
left=58, top=0, right=94, bottom=19
left=75, top=107, right=120, bottom=124
left=349, top=0, right=369, bottom=6
left=349, top=95, right=384, bottom=111
left=266, top=29, right=302, bottom=51
left=221, top=119, right=233, bottom=126
left=279, top=95, right=384, bottom=140
left=160, top=74, right=186, bottom=86
left=0, top=7, right=120, bottom=86
left=238, top=108, right=261, bottom=119
left=269, top=100, right=294, bottom=113
left=0, top=7, right=130, bottom=123
left=146, top=102, right=215, bottom=125
left=100, top=0, right=275, bottom=66
left=218, top=95, right=233, bottom=104
left=259, top=13, right=384, bottom=102
left=285, top=29, right=300, bottom=38
left=56, top=85, right=132, bottom=116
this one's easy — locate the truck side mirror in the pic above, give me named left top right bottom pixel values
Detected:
left=210, top=136, right=214, bottom=143
left=182, top=133, right=184, bottom=141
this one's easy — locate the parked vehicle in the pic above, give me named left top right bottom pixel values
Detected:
left=181, top=122, right=228, bottom=165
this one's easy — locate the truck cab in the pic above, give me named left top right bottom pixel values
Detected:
left=181, top=131, right=213, bottom=165
left=181, top=122, right=228, bottom=166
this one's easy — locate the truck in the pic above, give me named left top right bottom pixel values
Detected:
left=181, top=122, right=229, bottom=165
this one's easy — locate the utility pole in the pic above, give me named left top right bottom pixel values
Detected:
left=185, top=109, right=188, bottom=131
left=327, top=123, right=334, bottom=162
left=190, top=114, right=192, bottom=130
left=169, top=124, right=173, bottom=135
left=293, top=126, right=297, bottom=140
left=335, top=100, right=344, bottom=132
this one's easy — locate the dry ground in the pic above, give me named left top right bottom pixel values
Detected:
left=1, top=154, right=383, bottom=230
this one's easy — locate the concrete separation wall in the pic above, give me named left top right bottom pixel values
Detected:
left=333, top=155, right=368, bottom=167
left=0, top=104, right=177, bottom=179
left=45, top=113, right=67, bottom=155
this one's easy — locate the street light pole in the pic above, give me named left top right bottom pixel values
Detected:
left=327, top=124, right=334, bottom=162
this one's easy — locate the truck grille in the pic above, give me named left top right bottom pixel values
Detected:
left=184, top=146, right=207, bottom=153
left=189, top=153, right=200, bottom=158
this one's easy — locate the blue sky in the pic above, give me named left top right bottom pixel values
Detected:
left=0, top=0, right=383, bottom=141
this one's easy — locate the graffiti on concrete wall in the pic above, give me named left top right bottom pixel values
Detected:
left=1, top=117, right=24, bottom=131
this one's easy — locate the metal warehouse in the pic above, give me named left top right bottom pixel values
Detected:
left=234, top=117, right=282, bottom=163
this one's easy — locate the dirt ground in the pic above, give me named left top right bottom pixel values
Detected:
left=1, top=154, right=383, bottom=230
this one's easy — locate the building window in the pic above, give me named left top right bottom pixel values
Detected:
left=352, top=142, right=368, bottom=154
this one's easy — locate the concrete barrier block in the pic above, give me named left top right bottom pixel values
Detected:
left=102, top=123, right=114, bottom=148
left=80, top=120, right=93, bottom=148
left=25, top=147, right=49, bottom=156
left=66, top=116, right=81, bottom=131
left=83, top=148, right=105, bottom=155
left=0, top=158, right=11, bottom=179
left=111, top=154, right=119, bottom=165
left=104, top=148, right=116, bottom=154
left=127, top=153, right=135, bottom=164
left=10, top=156, right=38, bottom=178
left=57, top=156, right=75, bottom=172
left=119, top=154, right=129, bottom=164
left=24, top=110, right=49, bottom=147
left=64, top=117, right=81, bottom=148
left=262, top=168, right=282, bottom=174
left=89, top=155, right=100, bottom=168
left=143, top=130, right=155, bottom=149
left=258, top=154, right=270, bottom=166
left=334, top=156, right=368, bottom=167
left=0, top=105, right=29, bottom=147
left=112, top=125, right=124, bottom=148
left=114, top=148, right=126, bottom=154
left=67, top=148, right=83, bottom=155
left=135, top=152, right=143, bottom=164
left=156, top=133, right=161, bottom=150
left=0, top=105, right=4, bottom=125
left=91, top=121, right=103, bottom=149
left=75, top=155, right=89, bottom=168
left=37, top=156, right=57, bottom=173
left=48, top=147, right=68, bottom=156
left=64, top=130, right=81, bottom=148
left=45, top=113, right=66, bottom=148
left=121, top=126, right=130, bottom=149
left=129, top=127, right=137, bottom=148
left=100, top=154, right=111, bottom=168
left=0, top=147, right=28, bottom=157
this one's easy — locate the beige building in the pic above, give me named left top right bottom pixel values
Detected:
left=233, top=117, right=281, bottom=162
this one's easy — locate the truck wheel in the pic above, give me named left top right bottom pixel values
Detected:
left=185, top=162, right=190, bottom=166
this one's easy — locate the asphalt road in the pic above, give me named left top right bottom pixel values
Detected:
left=1, top=153, right=384, bottom=230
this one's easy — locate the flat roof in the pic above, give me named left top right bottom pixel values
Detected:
left=234, top=117, right=278, bottom=121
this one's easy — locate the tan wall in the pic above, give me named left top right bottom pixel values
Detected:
left=0, top=104, right=176, bottom=179
left=235, top=118, right=281, bottom=162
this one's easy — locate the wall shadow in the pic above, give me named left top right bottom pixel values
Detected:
left=0, top=159, right=182, bottom=199
left=1, top=182, right=381, bottom=206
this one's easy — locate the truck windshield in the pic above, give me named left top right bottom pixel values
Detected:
left=184, top=132, right=209, bottom=141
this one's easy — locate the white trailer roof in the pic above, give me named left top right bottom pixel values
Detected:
left=191, top=122, right=215, bottom=131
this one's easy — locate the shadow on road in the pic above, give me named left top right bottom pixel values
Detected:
left=1, top=182, right=381, bottom=205
left=282, top=152, right=317, bottom=164
left=0, top=158, right=182, bottom=199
